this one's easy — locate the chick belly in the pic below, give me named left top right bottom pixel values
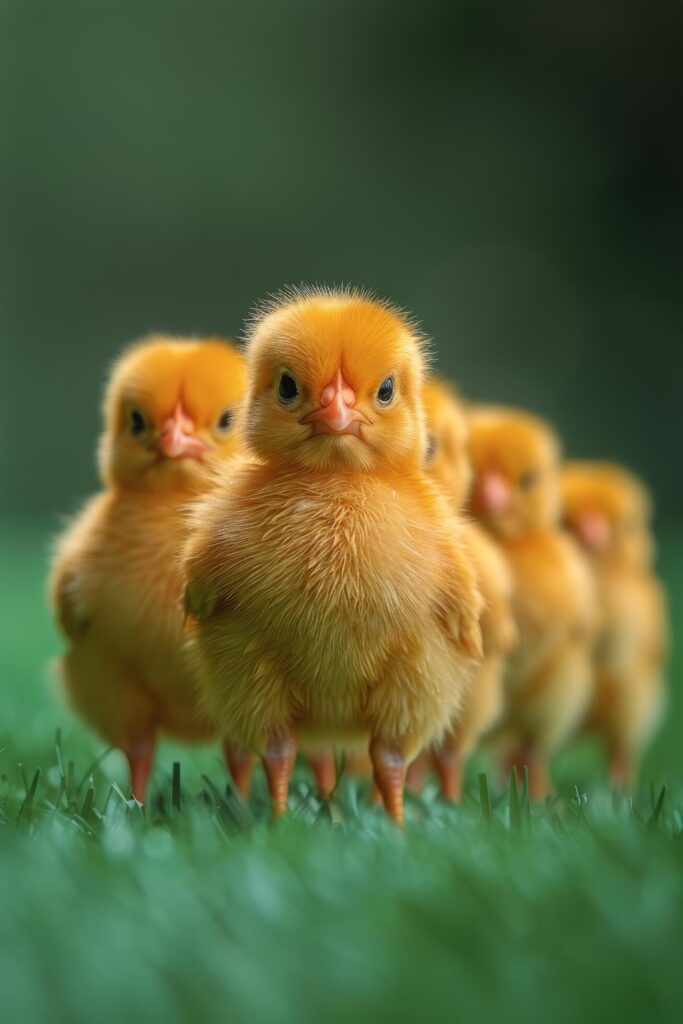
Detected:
left=501, top=637, right=594, bottom=753
left=586, top=652, right=664, bottom=755
left=61, top=613, right=213, bottom=748
left=193, top=612, right=467, bottom=760
left=441, top=653, right=505, bottom=756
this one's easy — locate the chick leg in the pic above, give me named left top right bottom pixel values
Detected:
left=432, top=748, right=464, bottom=802
left=608, top=742, right=635, bottom=790
left=124, top=735, right=155, bottom=803
left=262, top=731, right=297, bottom=818
left=223, top=741, right=255, bottom=799
left=508, top=746, right=549, bottom=802
left=370, top=742, right=406, bottom=825
left=307, top=749, right=336, bottom=799
left=405, top=753, right=427, bottom=794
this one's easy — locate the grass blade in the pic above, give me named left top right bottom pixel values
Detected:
left=508, top=767, right=521, bottom=833
left=172, top=762, right=182, bottom=812
left=647, top=785, right=666, bottom=829
left=478, top=772, right=492, bottom=829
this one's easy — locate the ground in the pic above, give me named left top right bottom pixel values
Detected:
left=1, top=522, right=682, bottom=1023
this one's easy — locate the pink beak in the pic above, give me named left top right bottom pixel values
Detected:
left=300, top=369, right=370, bottom=437
left=475, top=470, right=512, bottom=516
left=576, top=511, right=611, bottom=552
left=158, top=403, right=207, bottom=460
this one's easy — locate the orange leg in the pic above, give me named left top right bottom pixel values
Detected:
left=308, top=749, right=336, bottom=799
left=405, top=753, right=427, bottom=794
left=608, top=744, right=635, bottom=790
left=124, top=735, right=155, bottom=803
left=508, top=746, right=549, bottom=802
left=223, top=741, right=255, bottom=799
left=370, top=741, right=406, bottom=825
left=432, top=748, right=464, bottom=802
left=262, top=732, right=297, bottom=818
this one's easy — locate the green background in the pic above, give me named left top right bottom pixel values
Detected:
left=2, top=0, right=682, bottom=525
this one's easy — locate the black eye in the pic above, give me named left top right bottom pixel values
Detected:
left=130, top=409, right=146, bottom=436
left=216, top=408, right=233, bottom=432
left=377, top=377, right=394, bottom=405
left=519, top=469, right=538, bottom=491
left=425, top=433, right=437, bottom=465
left=278, top=372, right=299, bottom=404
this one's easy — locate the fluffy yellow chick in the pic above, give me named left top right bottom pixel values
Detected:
left=561, top=461, right=668, bottom=785
left=467, top=406, right=597, bottom=800
left=421, top=379, right=516, bottom=800
left=50, top=337, right=246, bottom=800
left=183, top=287, right=483, bottom=823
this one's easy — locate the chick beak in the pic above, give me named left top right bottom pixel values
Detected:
left=300, top=370, right=370, bottom=438
left=473, top=471, right=512, bottom=516
left=158, top=403, right=206, bottom=461
left=576, top=511, right=611, bottom=552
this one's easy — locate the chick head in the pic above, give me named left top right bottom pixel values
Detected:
left=467, top=406, right=562, bottom=537
left=241, top=287, right=428, bottom=473
left=422, top=377, right=472, bottom=508
left=100, top=336, right=246, bottom=490
left=561, top=461, right=654, bottom=571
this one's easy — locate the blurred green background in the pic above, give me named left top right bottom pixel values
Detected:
left=1, top=0, right=682, bottom=525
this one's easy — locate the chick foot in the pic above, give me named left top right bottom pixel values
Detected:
left=224, top=741, right=255, bottom=799
left=370, top=742, right=406, bottom=825
left=262, top=732, right=297, bottom=818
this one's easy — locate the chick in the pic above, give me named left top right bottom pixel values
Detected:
left=50, top=336, right=246, bottom=800
left=467, top=406, right=597, bottom=800
left=421, top=379, right=516, bottom=800
left=183, top=287, right=483, bottom=823
left=561, top=461, right=668, bottom=785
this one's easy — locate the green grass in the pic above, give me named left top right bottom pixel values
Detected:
left=2, top=521, right=683, bottom=1023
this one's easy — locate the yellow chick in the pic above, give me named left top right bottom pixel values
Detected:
left=467, top=406, right=597, bottom=800
left=561, top=461, right=668, bottom=785
left=50, top=336, right=247, bottom=800
left=421, top=379, right=517, bottom=800
left=183, top=287, right=483, bottom=823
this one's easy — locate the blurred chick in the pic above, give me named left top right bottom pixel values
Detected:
left=561, top=461, right=668, bottom=786
left=183, top=287, right=483, bottom=823
left=50, top=337, right=246, bottom=800
left=421, top=379, right=516, bottom=800
left=467, top=406, right=597, bottom=799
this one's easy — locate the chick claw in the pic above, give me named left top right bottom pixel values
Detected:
left=262, top=732, right=297, bottom=818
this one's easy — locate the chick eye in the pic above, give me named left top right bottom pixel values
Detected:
left=278, top=372, right=299, bottom=404
left=519, top=469, right=538, bottom=491
left=216, top=408, right=233, bottom=432
left=130, top=409, right=146, bottom=436
left=377, top=377, right=394, bottom=405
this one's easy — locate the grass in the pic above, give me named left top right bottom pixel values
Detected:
left=1, top=521, right=683, bottom=1023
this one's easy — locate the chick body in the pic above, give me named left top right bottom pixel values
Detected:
left=184, top=289, right=483, bottom=822
left=50, top=337, right=246, bottom=799
left=468, top=407, right=597, bottom=798
left=422, top=380, right=516, bottom=799
left=562, top=461, right=668, bottom=784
